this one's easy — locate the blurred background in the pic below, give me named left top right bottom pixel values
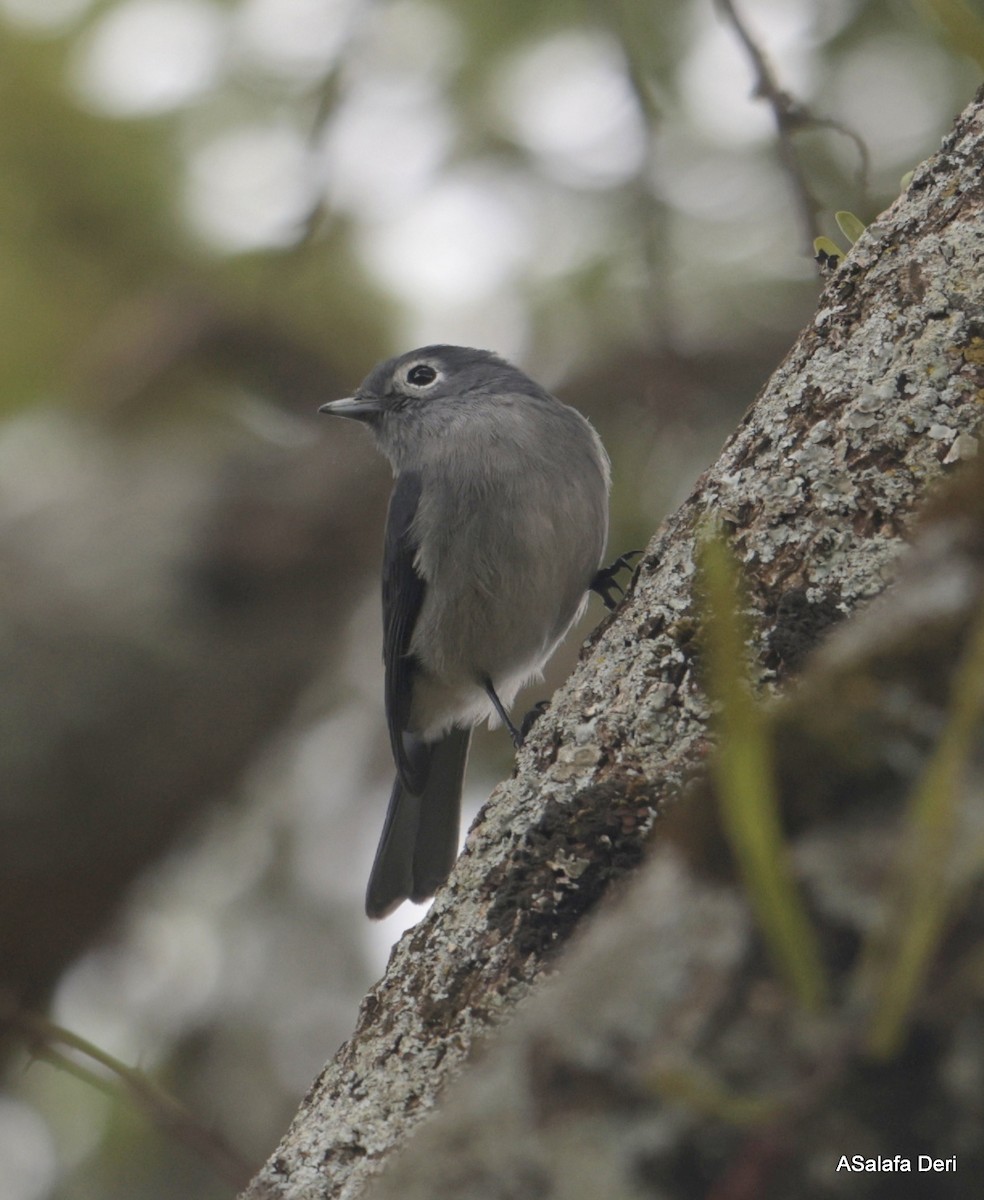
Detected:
left=0, top=0, right=979, bottom=1196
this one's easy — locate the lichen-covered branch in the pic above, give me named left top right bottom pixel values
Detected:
left=363, top=450, right=984, bottom=1200
left=242, top=87, right=984, bottom=1200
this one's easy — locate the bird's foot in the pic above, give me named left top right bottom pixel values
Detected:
left=590, top=550, right=642, bottom=611
left=520, top=700, right=550, bottom=740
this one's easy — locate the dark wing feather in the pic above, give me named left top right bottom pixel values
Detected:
left=382, top=471, right=428, bottom=792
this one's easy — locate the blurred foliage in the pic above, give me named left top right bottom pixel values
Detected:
left=0, top=0, right=977, bottom=424
left=0, top=0, right=981, bottom=1197
left=0, top=33, right=178, bottom=408
left=861, top=594, right=984, bottom=1059
left=922, top=0, right=984, bottom=69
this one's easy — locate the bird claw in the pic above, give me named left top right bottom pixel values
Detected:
left=520, top=700, right=550, bottom=740
left=590, top=550, right=642, bottom=611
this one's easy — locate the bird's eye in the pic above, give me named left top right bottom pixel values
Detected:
left=406, top=363, right=438, bottom=387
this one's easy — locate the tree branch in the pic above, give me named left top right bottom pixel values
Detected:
left=242, top=87, right=984, bottom=1200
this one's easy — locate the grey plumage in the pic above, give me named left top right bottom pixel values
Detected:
left=320, top=345, right=610, bottom=918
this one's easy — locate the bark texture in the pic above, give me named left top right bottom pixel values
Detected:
left=242, top=88, right=984, bottom=1200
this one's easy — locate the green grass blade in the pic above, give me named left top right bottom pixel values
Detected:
left=863, top=598, right=984, bottom=1058
left=698, top=530, right=828, bottom=1012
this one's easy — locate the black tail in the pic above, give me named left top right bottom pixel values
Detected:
left=365, top=729, right=471, bottom=919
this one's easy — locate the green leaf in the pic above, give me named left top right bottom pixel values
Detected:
left=813, top=236, right=844, bottom=265
left=835, top=211, right=867, bottom=244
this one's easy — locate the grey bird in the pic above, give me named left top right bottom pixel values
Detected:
left=320, top=345, right=612, bottom=918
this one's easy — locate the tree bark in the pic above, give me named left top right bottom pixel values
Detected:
left=242, top=87, right=984, bottom=1200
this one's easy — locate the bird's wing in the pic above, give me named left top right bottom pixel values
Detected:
left=382, top=471, right=428, bottom=792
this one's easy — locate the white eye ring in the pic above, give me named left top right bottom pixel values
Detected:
left=405, top=362, right=440, bottom=388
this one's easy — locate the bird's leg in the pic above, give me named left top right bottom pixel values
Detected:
left=590, top=550, right=642, bottom=611
left=482, top=676, right=524, bottom=749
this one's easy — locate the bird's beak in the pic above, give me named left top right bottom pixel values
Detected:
left=318, top=394, right=383, bottom=420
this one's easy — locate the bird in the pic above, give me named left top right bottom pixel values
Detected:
left=320, top=345, right=614, bottom=918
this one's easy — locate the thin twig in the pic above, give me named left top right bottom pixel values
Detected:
left=715, top=0, right=869, bottom=254
left=2, top=996, right=254, bottom=1190
left=599, top=0, right=677, bottom=345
